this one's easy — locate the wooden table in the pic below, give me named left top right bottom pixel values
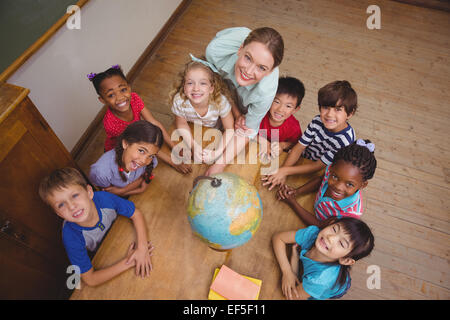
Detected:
left=71, top=127, right=320, bottom=299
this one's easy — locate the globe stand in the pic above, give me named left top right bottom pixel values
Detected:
left=209, top=247, right=232, bottom=253
left=209, top=247, right=233, bottom=264
left=191, top=175, right=222, bottom=190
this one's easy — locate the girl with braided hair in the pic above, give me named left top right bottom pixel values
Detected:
left=277, top=139, right=377, bottom=227
left=89, top=120, right=163, bottom=197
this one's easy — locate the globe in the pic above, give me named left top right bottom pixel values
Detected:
left=187, top=173, right=263, bottom=250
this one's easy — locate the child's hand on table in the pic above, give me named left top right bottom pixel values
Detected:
left=173, top=162, right=192, bottom=174
left=281, top=269, right=300, bottom=300
left=126, top=241, right=154, bottom=278
left=277, top=184, right=298, bottom=201
left=261, top=167, right=288, bottom=190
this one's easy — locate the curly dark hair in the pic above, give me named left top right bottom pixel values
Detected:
left=332, top=139, right=377, bottom=181
left=90, top=65, right=127, bottom=95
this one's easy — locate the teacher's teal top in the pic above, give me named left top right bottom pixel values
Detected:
left=205, top=27, right=279, bottom=139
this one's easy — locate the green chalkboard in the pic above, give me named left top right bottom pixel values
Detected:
left=0, top=0, right=77, bottom=74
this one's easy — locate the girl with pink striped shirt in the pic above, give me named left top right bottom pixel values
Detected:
left=277, top=139, right=377, bottom=227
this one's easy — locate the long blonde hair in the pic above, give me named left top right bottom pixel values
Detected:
left=169, top=57, right=232, bottom=111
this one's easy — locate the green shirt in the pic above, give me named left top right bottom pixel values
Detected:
left=205, top=27, right=279, bottom=138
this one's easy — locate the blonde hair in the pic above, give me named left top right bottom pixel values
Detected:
left=169, top=57, right=232, bottom=112
left=39, top=167, right=88, bottom=203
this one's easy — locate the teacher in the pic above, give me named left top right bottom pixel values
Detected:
left=203, top=26, right=284, bottom=175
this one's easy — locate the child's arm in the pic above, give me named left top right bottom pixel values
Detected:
left=218, top=111, right=235, bottom=149
left=128, top=208, right=153, bottom=277
left=141, top=109, right=192, bottom=174
left=141, top=107, right=176, bottom=149
left=261, top=142, right=306, bottom=189
left=283, top=142, right=306, bottom=167
left=174, top=115, right=203, bottom=162
left=203, top=112, right=235, bottom=163
left=103, top=177, right=148, bottom=196
left=141, top=111, right=192, bottom=173
left=282, top=160, right=326, bottom=177
left=262, top=144, right=326, bottom=190
left=272, top=231, right=311, bottom=300
left=204, top=133, right=249, bottom=176
left=277, top=175, right=323, bottom=200
left=230, top=101, right=248, bottom=131
left=80, top=241, right=152, bottom=287
left=156, top=149, right=192, bottom=174
left=259, top=140, right=291, bottom=161
left=277, top=176, right=324, bottom=226
left=279, top=141, right=294, bottom=153
left=256, top=134, right=273, bottom=162
left=282, top=195, right=322, bottom=227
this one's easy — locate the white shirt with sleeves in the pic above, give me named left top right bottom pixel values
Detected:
left=171, top=92, right=231, bottom=128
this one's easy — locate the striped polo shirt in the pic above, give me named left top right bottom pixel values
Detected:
left=314, top=165, right=363, bottom=220
left=299, top=115, right=355, bottom=165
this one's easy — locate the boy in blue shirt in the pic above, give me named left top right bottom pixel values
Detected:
left=39, top=167, right=153, bottom=287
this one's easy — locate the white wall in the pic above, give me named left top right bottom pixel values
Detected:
left=9, top=0, right=181, bottom=151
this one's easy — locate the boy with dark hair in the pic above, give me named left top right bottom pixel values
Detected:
left=259, top=76, right=305, bottom=158
left=263, top=80, right=357, bottom=190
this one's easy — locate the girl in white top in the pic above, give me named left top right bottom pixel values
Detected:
left=170, top=55, right=234, bottom=163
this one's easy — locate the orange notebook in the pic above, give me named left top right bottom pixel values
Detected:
left=209, top=265, right=261, bottom=300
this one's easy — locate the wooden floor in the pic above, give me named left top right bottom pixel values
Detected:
left=74, top=0, right=450, bottom=300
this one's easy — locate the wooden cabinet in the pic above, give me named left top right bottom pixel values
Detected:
left=0, top=83, right=79, bottom=299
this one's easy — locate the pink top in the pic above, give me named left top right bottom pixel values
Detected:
left=103, top=92, right=144, bottom=151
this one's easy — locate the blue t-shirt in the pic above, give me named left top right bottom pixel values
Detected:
left=62, top=191, right=135, bottom=273
left=295, top=226, right=350, bottom=300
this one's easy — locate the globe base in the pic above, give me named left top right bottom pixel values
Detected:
left=209, top=246, right=232, bottom=253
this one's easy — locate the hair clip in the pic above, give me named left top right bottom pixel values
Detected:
left=356, top=139, right=375, bottom=152
left=87, top=72, right=97, bottom=81
left=111, top=64, right=120, bottom=69
left=189, top=54, right=219, bottom=73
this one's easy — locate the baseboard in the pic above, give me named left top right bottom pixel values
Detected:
left=71, top=0, right=192, bottom=160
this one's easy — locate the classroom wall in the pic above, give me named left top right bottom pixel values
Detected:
left=8, top=0, right=182, bottom=151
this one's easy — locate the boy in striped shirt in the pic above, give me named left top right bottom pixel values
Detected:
left=262, top=80, right=357, bottom=190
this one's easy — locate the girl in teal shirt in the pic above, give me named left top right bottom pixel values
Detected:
left=272, top=217, right=374, bottom=300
